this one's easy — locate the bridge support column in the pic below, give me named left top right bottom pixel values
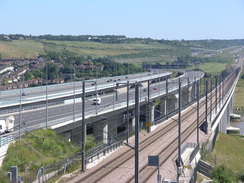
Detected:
left=191, top=81, right=197, bottom=101
left=146, top=102, right=155, bottom=132
left=182, top=88, right=189, bottom=106
left=229, top=95, right=234, bottom=115
left=116, top=112, right=126, bottom=133
left=167, top=94, right=178, bottom=114
left=225, top=96, right=233, bottom=128
left=150, top=104, right=155, bottom=125
left=131, top=109, right=136, bottom=132
left=159, top=97, right=167, bottom=117
left=65, top=125, right=87, bottom=144
left=93, top=120, right=108, bottom=144
left=217, top=82, right=235, bottom=134
left=60, top=130, right=72, bottom=142
left=218, top=102, right=231, bottom=134
left=188, top=89, right=191, bottom=103
left=227, top=102, right=231, bottom=127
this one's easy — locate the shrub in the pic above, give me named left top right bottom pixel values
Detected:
left=237, top=171, right=244, bottom=182
left=211, top=164, right=237, bottom=183
left=85, top=136, right=96, bottom=151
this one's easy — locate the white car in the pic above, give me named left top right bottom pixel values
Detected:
left=93, top=97, right=101, bottom=105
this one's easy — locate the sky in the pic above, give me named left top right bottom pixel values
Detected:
left=0, top=0, right=244, bottom=40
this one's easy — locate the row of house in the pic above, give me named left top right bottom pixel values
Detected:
left=0, top=57, right=103, bottom=91
left=0, top=66, right=14, bottom=74
left=0, top=77, right=64, bottom=91
left=0, top=57, right=104, bottom=71
left=0, top=64, right=64, bottom=91
left=75, top=63, right=104, bottom=71
left=0, top=57, right=39, bottom=67
left=0, top=78, right=42, bottom=91
left=0, top=66, right=29, bottom=84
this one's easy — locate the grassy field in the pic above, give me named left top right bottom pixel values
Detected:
left=204, top=133, right=244, bottom=173
left=193, top=62, right=227, bottom=73
left=43, top=40, right=176, bottom=58
left=0, top=40, right=44, bottom=58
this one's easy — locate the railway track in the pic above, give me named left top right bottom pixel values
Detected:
left=127, top=108, right=206, bottom=183
left=71, top=95, right=207, bottom=183
left=69, top=68, right=239, bottom=183
left=125, top=69, right=238, bottom=182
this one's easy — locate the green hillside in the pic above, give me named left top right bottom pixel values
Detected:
left=0, top=40, right=44, bottom=58
left=0, top=39, right=177, bottom=61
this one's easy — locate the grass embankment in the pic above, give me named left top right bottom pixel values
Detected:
left=1, top=129, right=80, bottom=171
left=233, top=77, right=244, bottom=114
left=204, top=133, right=244, bottom=172
left=0, top=129, right=96, bottom=182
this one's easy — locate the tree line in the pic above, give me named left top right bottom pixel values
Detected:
left=2, top=34, right=244, bottom=49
